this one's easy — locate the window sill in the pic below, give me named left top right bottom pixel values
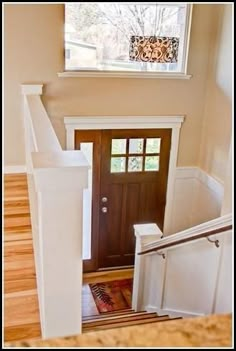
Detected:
left=57, top=71, right=192, bottom=79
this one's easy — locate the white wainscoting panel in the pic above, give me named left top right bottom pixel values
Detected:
left=142, top=253, right=166, bottom=310
left=170, top=167, right=224, bottom=235
left=162, top=238, right=221, bottom=315
left=214, top=231, right=233, bottom=313
left=191, top=169, right=224, bottom=227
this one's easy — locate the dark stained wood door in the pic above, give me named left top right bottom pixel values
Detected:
left=98, top=129, right=171, bottom=269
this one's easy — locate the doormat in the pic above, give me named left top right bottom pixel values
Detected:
left=89, top=278, right=133, bottom=313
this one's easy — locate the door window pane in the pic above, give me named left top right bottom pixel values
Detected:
left=145, top=156, right=160, bottom=171
left=128, top=156, right=143, bottom=172
left=129, top=138, right=144, bottom=154
left=146, top=138, right=161, bottom=153
left=111, top=157, right=126, bottom=173
left=111, top=139, right=127, bottom=154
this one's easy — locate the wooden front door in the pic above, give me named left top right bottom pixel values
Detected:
left=75, top=129, right=171, bottom=271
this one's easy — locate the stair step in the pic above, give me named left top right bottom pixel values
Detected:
left=4, top=195, right=29, bottom=202
left=4, top=173, right=27, bottom=182
left=4, top=225, right=32, bottom=234
left=82, top=309, right=136, bottom=321
left=94, top=307, right=133, bottom=315
left=4, top=214, right=31, bottom=229
left=82, top=315, right=174, bottom=332
left=83, top=312, right=159, bottom=325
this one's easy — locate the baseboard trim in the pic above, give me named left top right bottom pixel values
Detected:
left=145, top=305, right=205, bottom=318
left=4, top=165, right=26, bottom=174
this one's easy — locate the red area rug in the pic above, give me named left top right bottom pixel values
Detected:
left=89, top=278, right=133, bottom=313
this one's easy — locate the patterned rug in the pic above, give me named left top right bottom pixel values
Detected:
left=89, top=278, right=133, bottom=313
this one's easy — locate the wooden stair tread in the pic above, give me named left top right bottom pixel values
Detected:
left=82, top=315, right=174, bottom=332
left=4, top=225, right=32, bottom=234
left=4, top=200, right=30, bottom=216
left=94, top=307, right=133, bottom=315
left=83, top=312, right=160, bottom=325
left=82, top=309, right=136, bottom=321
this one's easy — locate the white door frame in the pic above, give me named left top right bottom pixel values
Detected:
left=64, top=116, right=184, bottom=235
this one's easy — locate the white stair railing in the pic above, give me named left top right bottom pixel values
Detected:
left=21, top=84, right=89, bottom=339
left=132, top=214, right=232, bottom=318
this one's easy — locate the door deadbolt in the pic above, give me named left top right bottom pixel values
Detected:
left=101, top=197, right=108, bottom=202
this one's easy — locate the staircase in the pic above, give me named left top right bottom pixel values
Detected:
left=82, top=309, right=181, bottom=332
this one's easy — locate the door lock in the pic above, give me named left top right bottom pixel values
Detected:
left=101, top=197, right=108, bottom=203
left=101, top=207, right=107, bottom=213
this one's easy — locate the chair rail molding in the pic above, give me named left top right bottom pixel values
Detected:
left=64, top=115, right=184, bottom=235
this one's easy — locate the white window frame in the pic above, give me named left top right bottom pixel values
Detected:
left=59, top=3, right=193, bottom=79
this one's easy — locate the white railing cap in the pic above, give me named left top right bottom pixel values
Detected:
left=21, top=84, right=43, bottom=95
left=32, top=151, right=90, bottom=170
left=134, top=223, right=163, bottom=237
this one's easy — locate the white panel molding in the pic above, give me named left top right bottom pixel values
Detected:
left=137, top=216, right=232, bottom=318
left=176, top=167, right=224, bottom=198
left=196, top=168, right=224, bottom=201
left=4, top=165, right=26, bottom=174
left=145, top=305, right=204, bottom=318
left=170, top=167, right=225, bottom=234
left=175, top=166, right=199, bottom=179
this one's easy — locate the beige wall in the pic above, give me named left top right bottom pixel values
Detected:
left=199, top=5, right=232, bottom=182
left=4, top=4, right=220, bottom=168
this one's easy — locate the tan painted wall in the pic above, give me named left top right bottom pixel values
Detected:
left=4, top=4, right=217, bottom=167
left=199, top=5, right=232, bottom=183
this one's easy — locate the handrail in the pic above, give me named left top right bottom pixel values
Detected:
left=138, top=224, right=232, bottom=256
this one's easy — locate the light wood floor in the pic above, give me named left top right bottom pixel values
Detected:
left=3, top=173, right=133, bottom=342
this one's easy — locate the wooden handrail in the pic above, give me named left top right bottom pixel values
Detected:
left=138, top=224, right=232, bottom=256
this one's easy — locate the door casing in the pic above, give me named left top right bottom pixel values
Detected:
left=66, top=116, right=184, bottom=271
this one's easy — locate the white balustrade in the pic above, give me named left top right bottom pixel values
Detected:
left=133, top=214, right=232, bottom=318
left=21, top=85, right=89, bottom=339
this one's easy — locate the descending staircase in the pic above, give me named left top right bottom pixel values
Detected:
left=82, top=309, right=181, bottom=332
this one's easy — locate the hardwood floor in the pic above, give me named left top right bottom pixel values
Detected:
left=4, top=174, right=41, bottom=342
left=3, top=173, right=133, bottom=342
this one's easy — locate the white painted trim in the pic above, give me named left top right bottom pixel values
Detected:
left=64, top=116, right=184, bottom=128
left=175, top=166, right=199, bottom=179
left=143, top=213, right=232, bottom=253
left=196, top=168, right=224, bottom=199
left=4, top=165, right=26, bottom=174
left=64, top=115, right=185, bottom=237
left=145, top=305, right=204, bottom=318
left=58, top=71, right=192, bottom=79
left=182, top=4, right=193, bottom=74
left=175, top=166, right=224, bottom=200
left=21, top=84, right=43, bottom=95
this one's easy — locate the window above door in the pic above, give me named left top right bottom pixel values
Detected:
left=62, top=2, right=193, bottom=79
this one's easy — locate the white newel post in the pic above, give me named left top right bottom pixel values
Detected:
left=132, top=223, right=163, bottom=311
left=32, top=152, right=89, bottom=339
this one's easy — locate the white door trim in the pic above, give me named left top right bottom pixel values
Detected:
left=64, top=116, right=184, bottom=235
